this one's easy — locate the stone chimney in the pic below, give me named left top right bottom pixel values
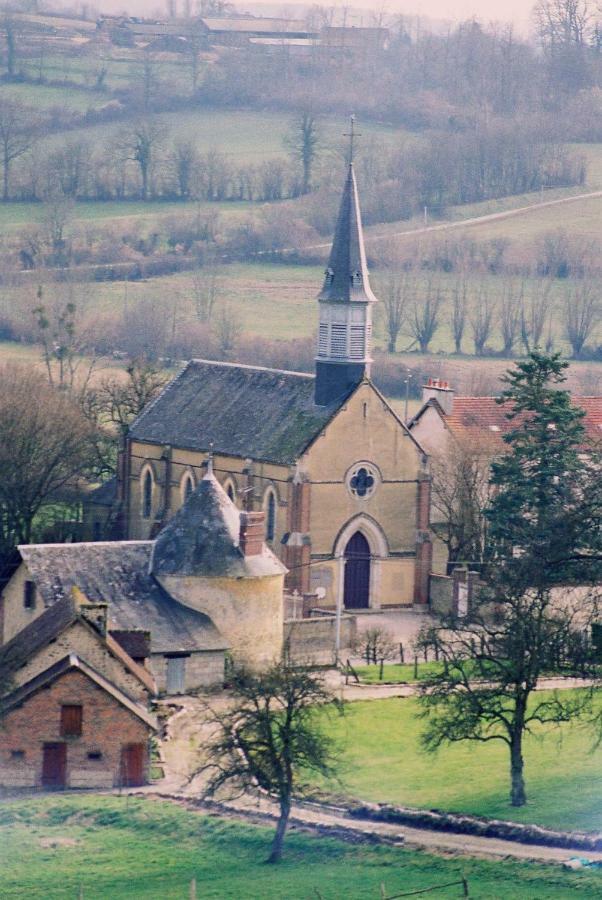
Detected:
left=72, top=586, right=108, bottom=637
left=239, top=511, right=265, bottom=557
left=422, top=377, right=454, bottom=416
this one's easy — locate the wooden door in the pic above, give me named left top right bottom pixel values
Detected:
left=42, top=743, right=67, bottom=789
left=344, top=532, right=371, bottom=609
left=166, top=655, right=187, bottom=694
left=120, top=743, right=145, bottom=787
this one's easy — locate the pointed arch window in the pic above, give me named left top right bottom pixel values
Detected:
left=223, top=478, right=237, bottom=504
left=142, top=469, right=153, bottom=519
left=264, top=489, right=277, bottom=543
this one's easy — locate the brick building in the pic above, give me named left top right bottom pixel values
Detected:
left=0, top=654, right=156, bottom=790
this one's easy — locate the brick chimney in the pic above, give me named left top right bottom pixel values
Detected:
left=422, top=377, right=454, bottom=416
left=239, top=511, right=265, bottom=557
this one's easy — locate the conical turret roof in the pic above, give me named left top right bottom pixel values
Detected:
left=150, top=467, right=286, bottom=579
left=318, top=164, right=377, bottom=305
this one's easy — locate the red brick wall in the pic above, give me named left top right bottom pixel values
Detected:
left=284, top=481, right=311, bottom=593
left=414, top=476, right=433, bottom=605
left=0, top=669, right=152, bottom=789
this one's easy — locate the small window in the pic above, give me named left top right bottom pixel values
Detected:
left=224, top=479, right=236, bottom=503
left=142, top=469, right=153, bottom=519
left=87, top=751, right=103, bottom=761
left=184, top=475, right=194, bottom=500
left=23, top=580, right=36, bottom=610
left=10, top=749, right=25, bottom=760
left=265, top=490, right=276, bottom=543
left=60, top=705, right=83, bottom=737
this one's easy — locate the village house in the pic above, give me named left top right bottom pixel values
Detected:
left=409, top=378, right=602, bottom=577
left=1, top=465, right=285, bottom=696
left=0, top=654, right=157, bottom=790
left=106, top=158, right=432, bottom=613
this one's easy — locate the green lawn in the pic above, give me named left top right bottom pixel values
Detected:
left=317, top=698, right=602, bottom=832
left=0, top=795, right=599, bottom=899
left=355, top=662, right=444, bottom=684
left=0, top=82, right=110, bottom=113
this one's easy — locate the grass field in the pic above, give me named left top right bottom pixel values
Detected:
left=0, top=795, right=600, bottom=899
left=317, top=698, right=602, bottom=832
left=0, top=81, right=110, bottom=113
left=355, top=662, right=443, bottom=683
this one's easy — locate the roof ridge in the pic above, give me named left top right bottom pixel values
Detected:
left=188, top=358, right=314, bottom=379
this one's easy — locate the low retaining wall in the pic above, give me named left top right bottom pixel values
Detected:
left=347, top=801, right=602, bottom=852
left=284, top=615, right=357, bottom=665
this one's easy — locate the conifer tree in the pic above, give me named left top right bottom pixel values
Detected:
left=419, top=352, right=602, bottom=808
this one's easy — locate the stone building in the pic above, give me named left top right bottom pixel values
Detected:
left=110, top=160, right=432, bottom=612
left=0, top=654, right=156, bottom=790
left=1, top=466, right=285, bottom=693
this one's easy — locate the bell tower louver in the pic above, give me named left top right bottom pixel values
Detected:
left=314, top=132, right=377, bottom=407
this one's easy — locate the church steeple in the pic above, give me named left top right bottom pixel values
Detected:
left=314, top=119, right=377, bottom=407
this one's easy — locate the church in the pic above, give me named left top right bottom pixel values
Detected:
left=108, top=158, right=432, bottom=611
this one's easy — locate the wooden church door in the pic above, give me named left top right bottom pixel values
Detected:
left=344, top=532, right=371, bottom=609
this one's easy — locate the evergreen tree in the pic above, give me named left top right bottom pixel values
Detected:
left=419, top=352, right=602, bottom=808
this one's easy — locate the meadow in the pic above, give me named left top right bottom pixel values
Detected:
left=317, top=698, right=602, bottom=833
left=0, top=795, right=599, bottom=899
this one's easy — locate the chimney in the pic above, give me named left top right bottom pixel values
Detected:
left=239, top=511, right=265, bottom=557
left=72, top=586, right=108, bottom=637
left=422, top=377, right=454, bottom=416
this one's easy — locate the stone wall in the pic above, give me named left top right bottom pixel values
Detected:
left=0, top=669, right=152, bottom=789
left=284, top=614, right=357, bottom=666
left=429, top=573, right=453, bottom=616
left=11, top=620, right=150, bottom=703
left=151, top=650, right=225, bottom=694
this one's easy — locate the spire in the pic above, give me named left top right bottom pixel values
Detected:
left=314, top=124, right=378, bottom=407
left=318, top=126, right=377, bottom=306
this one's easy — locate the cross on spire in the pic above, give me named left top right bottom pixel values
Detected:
left=344, top=114, right=361, bottom=166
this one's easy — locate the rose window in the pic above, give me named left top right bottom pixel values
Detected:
left=348, top=464, right=378, bottom=499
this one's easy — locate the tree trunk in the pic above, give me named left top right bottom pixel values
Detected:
left=267, top=797, right=291, bottom=864
left=510, top=734, right=526, bottom=806
left=3, top=151, right=9, bottom=202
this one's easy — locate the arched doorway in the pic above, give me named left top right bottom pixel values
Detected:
left=344, top=532, right=371, bottom=609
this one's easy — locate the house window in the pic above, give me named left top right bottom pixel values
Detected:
left=23, top=580, right=36, bottom=610
left=87, top=751, right=103, bottom=760
left=60, top=705, right=83, bottom=737
left=142, top=469, right=153, bottom=519
left=10, top=749, right=25, bottom=759
left=265, top=490, right=276, bottom=542
left=347, top=463, right=379, bottom=500
left=224, top=479, right=236, bottom=503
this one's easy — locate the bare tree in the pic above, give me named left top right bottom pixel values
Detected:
left=0, top=364, right=93, bottom=566
left=499, top=281, right=524, bottom=357
left=450, top=275, right=467, bottom=354
left=430, top=436, right=494, bottom=569
left=191, top=262, right=222, bottom=323
left=352, top=628, right=397, bottom=665
left=0, top=99, right=39, bottom=201
left=409, top=277, right=442, bottom=354
left=285, top=111, right=321, bottom=196
left=1, top=14, right=18, bottom=79
left=213, top=303, right=242, bottom=359
left=171, top=140, right=199, bottom=200
left=469, top=283, right=496, bottom=356
left=564, top=279, right=600, bottom=357
left=40, top=192, right=75, bottom=266
left=200, top=662, right=341, bottom=864
left=520, top=279, right=552, bottom=353
left=32, top=291, right=95, bottom=394
left=117, top=120, right=168, bottom=201
left=381, top=271, right=408, bottom=353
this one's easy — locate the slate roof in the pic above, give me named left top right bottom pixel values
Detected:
left=129, top=359, right=344, bottom=465
left=1, top=654, right=157, bottom=730
left=18, top=542, right=228, bottom=654
left=318, top=163, right=377, bottom=306
left=0, top=591, right=157, bottom=696
left=151, top=469, right=287, bottom=579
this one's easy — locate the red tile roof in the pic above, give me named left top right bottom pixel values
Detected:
left=444, top=396, right=602, bottom=446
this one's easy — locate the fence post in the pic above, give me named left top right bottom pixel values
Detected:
left=462, top=877, right=469, bottom=897
left=399, top=642, right=404, bottom=664
left=414, top=656, right=419, bottom=679
left=190, top=877, right=197, bottom=899
left=379, top=658, right=384, bottom=680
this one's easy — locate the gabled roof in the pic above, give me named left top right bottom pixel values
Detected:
left=128, top=359, right=344, bottom=465
left=411, top=395, right=602, bottom=448
left=318, top=163, right=377, bottom=306
left=151, top=468, right=287, bottom=579
left=1, top=653, right=157, bottom=730
left=0, top=592, right=157, bottom=696
left=18, top=542, right=228, bottom=654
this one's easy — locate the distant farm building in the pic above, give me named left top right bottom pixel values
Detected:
left=199, top=16, right=318, bottom=46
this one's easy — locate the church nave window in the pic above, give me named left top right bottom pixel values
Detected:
left=264, top=489, right=277, bottom=542
left=142, top=468, right=154, bottom=519
left=181, top=473, right=195, bottom=502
